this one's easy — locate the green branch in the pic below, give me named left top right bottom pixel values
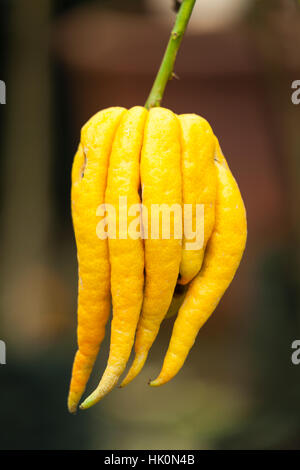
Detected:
left=145, top=0, right=196, bottom=109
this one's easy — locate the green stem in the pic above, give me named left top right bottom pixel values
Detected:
left=145, top=0, right=196, bottom=109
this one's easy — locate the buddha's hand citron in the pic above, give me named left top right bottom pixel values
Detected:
left=68, top=107, right=247, bottom=411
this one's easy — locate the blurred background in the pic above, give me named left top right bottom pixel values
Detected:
left=0, top=0, right=300, bottom=450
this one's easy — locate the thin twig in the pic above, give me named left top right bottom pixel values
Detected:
left=145, top=0, right=196, bottom=109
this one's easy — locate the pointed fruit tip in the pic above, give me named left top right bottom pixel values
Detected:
left=149, top=376, right=164, bottom=387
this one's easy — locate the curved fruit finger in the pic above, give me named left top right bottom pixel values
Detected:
left=151, top=138, right=247, bottom=386
left=80, top=107, right=147, bottom=409
left=121, top=107, right=182, bottom=388
left=67, top=107, right=126, bottom=413
left=178, top=114, right=216, bottom=285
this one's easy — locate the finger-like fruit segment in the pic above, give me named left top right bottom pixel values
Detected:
left=121, top=107, right=182, bottom=387
left=178, top=114, right=216, bottom=285
left=151, top=138, right=247, bottom=386
left=68, top=107, right=126, bottom=413
left=80, top=106, right=147, bottom=409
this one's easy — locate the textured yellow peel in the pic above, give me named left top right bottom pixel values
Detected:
left=68, top=107, right=126, bottom=413
left=68, top=104, right=247, bottom=410
left=80, top=106, right=147, bottom=409
left=121, top=107, right=182, bottom=387
left=178, top=114, right=216, bottom=285
left=151, top=138, right=247, bottom=386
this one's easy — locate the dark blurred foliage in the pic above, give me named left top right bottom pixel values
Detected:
left=53, top=0, right=146, bottom=16
left=0, top=0, right=10, bottom=214
left=216, top=248, right=300, bottom=449
left=0, top=351, right=92, bottom=450
left=0, top=1, right=10, bottom=61
left=248, top=0, right=300, bottom=24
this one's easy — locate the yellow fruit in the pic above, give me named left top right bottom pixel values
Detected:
left=121, top=107, right=182, bottom=388
left=80, top=107, right=147, bottom=409
left=150, top=138, right=247, bottom=386
left=68, top=105, right=247, bottom=410
left=68, top=107, right=126, bottom=413
left=178, top=114, right=216, bottom=285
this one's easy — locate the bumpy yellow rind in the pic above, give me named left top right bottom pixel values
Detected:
left=151, top=138, right=247, bottom=386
